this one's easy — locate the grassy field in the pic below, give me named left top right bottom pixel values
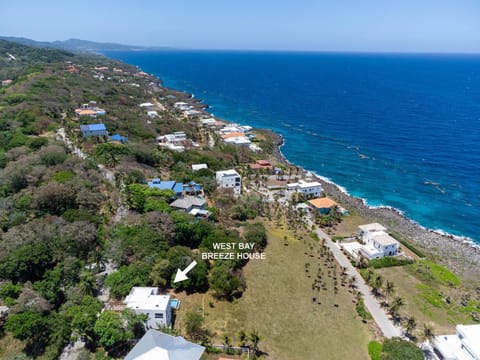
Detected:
left=0, top=333, right=24, bottom=360
left=378, top=262, right=479, bottom=335
left=175, top=220, right=371, bottom=360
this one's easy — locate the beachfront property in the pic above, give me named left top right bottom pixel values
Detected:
left=216, top=169, right=242, bottom=195
left=356, top=223, right=400, bottom=259
left=74, top=101, right=106, bottom=117
left=308, top=197, right=338, bottom=214
left=432, top=324, right=480, bottom=360
left=358, top=223, right=387, bottom=242
left=286, top=180, right=323, bottom=199
left=157, top=131, right=195, bottom=152
left=192, top=163, right=208, bottom=171
left=147, top=178, right=184, bottom=198
left=125, top=330, right=205, bottom=360
left=124, top=287, right=172, bottom=329
left=80, top=123, right=108, bottom=138
left=358, top=231, right=400, bottom=259
left=174, top=101, right=191, bottom=111
left=109, top=133, right=128, bottom=143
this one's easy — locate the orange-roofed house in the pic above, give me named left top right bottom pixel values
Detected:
left=221, top=132, right=246, bottom=139
left=308, top=197, right=338, bottom=214
left=249, top=159, right=273, bottom=170
left=75, top=109, right=97, bottom=117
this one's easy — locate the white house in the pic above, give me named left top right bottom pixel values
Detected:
left=216, top=169, right=242, bottom=195
left=157, top=132, right=189, bottom=152
left=192, top=163, right=208, bottom=171
left=358, top=229, right=400, bottom=259
left=358, top=223, right=387, bottom=243
left=147, top=110, right=158, bottom=118
left=433, top=324, right=480, bottom=360
left=125, top=330, right=205, bottom=360
left=286, top=180, right=323, bottom=198
left=124, top=287, right=172, bottom=329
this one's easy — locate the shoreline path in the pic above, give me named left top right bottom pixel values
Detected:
left=314, top=227, right=403, bottom=338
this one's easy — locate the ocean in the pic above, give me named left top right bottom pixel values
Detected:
left=104, top=50, right=480, bottom=243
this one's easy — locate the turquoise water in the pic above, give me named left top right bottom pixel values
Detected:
left=104, top=50, right=480, bottom=243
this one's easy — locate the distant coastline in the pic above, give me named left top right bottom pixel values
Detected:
left=105, top=53, right=480, bottom=277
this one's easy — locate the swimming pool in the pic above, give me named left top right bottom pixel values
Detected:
left=170, top=299, right=180, bottom=309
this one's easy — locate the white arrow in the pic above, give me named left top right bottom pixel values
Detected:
left=173, top=260, right=197, bottom=283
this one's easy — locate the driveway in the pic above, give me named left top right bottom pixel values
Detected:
left=315, top=227, right=402, bottom=338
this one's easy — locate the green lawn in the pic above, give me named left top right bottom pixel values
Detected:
left=378, top=264, right=478, bottom=335
left=176, top=221, right=371, bottom=360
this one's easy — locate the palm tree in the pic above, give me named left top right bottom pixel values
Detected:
left=384, top=280, right=395, bottom=305
left=237, top=330, right=247, bottom=347
left=222, top=334, right=232, bottom=351
left=249, top=329, right=263, bottom=355
left=372, top=274, right=384, bottom=297
left=348, top=275, right=357, bottom=289
left=366, top=268, right=375, bottom=283
left=389, top=296, right=405, bottom=317
left=405, top=316, right=417, bottom=338
left=79, top=270, right=97, bottom=297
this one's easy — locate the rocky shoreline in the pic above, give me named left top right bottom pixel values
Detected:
left=267, top=130, right=480, bottom=279
left=139, top=64, right=480, bottom=280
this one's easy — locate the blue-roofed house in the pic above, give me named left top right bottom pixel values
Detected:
left=183, top=181, right=203, bottom=196
left=109, top=134, right=128, bottom=143
left=80, top=124, right=108, bottom=138
left=148, top=178, right=184, bottom=198
left=125, top=329, right=205, bottom=360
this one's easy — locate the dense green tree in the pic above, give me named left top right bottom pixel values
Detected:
left=66, top=296, right=103, bottom=344
left=104, top=263, right=150, bottom=299
left=244, top=222, right=268, bottom=250
left=381, top=338, right=423, bottom=360
left=0, top=241, right=53, bottom=282
left=208, top=263, right=242, bottom=299
left=5, top=310, right=48, bottom=340
left=94, top=311, right=128, bottom=350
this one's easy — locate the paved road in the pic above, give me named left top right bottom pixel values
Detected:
left=315, top=227, right=403, bottom=338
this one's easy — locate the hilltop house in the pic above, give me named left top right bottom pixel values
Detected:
left=109, top=134, right=128, bottom=143
left=308, top=197, right=338, bottom=214
left=157, top=132, right=195, bottom=152
left=249, top=159, right=273, bottom=170
left=216, top=169, right=242, bottom=195
left=170, top=196, right=207, bottom=213
left=80, top=124, right=108, bottom=138
left=1, top=79, right=13, bottom=86
left=433, top=324, right=480, bottom=360
left=192, top=163, right=208, bottom=171
left=124, top=287, right=172, bottom=329
left=125, top=330, right=205, bottom=360
left=75, top=101, right=106, bottom=117
left=147, top=179, right=183, bottom=198
left=286, top=180, right=323, bottom=199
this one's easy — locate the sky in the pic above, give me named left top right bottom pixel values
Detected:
left=1, top=0, right=480, bottom=53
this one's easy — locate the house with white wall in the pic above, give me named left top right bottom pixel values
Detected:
left=216, top=169, right=242, bottom=195
left=357, top=223, right=400, bottom=259
left=124, top=287, right=172, bottom=329
left=286, top=180, right=323, bottom=198
left=433, top=324, right=480, bottom=360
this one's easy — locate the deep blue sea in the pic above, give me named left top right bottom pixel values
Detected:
left=104, top=50, right=480, bottom=243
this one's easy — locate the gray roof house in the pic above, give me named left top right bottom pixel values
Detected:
left=169, top=196, right=206, bottom=213
left=125, top=330, right=205, bottom=360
